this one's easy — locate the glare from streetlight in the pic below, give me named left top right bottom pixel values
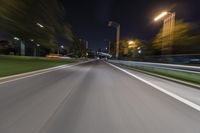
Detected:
left=128, top=41, right=135, bottom=45
left=30, top=39, right=34, bottom=42
left=36, top=23, right=44, bottom=28
left=61, top=45, right=64, bottom=49
left=138, top=50, right=142, bottom=54
left=37, top=44, right=40, bottom=47
left=154, top=11, right=168, bottom=21
left=14, top=37, right=19, bottom=41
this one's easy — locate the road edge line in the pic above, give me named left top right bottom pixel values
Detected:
left=106, top=61, right=200, bottom=112
left=113, top=63, right=200, bottom=89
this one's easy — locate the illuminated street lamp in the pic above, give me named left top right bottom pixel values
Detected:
left=128, top=40, right=135, bottom=45
left=34, top=44, right=40, bottom=57
left=108, top=21, right=120, bottom=59
left=138, top=50, right=142, bottom=54
left=36, top=22, right=44, bottom=28
left=154, top=11, right=168, bottom=21
left=154, top=11, right=176, bottom=54
left=127, top=40, right=136, bottom=49
left=14, top=37, right=20, bottom=41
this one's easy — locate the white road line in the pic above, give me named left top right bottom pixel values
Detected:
left=106, top=62, right=200, bottom=112
left=0, top=65, right=67, bottom=80
left=0, top=60, right=94, bottom=85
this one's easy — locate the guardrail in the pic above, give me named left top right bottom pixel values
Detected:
left=118, top=54, right=200, bottom=64
left=109, top=60, right=200, bottom=86
left=109, top=60, right=200, bottom=74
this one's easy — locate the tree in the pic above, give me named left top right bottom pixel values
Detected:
left=119, top=38, right=145, bottom=58
left=0, top=0, right=74, bottom=50
left=153, top=20, right=200, bottom=54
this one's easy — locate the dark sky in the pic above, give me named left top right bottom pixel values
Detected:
left=60, top=0, right=200, bottom=50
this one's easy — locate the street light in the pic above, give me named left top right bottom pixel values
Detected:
left=154, top=11, right=176, bottom=54
left=127, top=40, right=137, bottom=49
left=154, top=11, right=168, bottom=21
left=108, top=21, right=120, bottom=59
left=36, top=22, right=44, bottom=28
left=34, top=44, right=40, bottom=57
left=128, top=40, right=135, bottom=45
left=14, top=37, right=20, bottom=41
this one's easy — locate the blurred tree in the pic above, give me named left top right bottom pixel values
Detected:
left=153, top=20, right=200, bottom=54
left=70, top=36, right=87, bottom=57
left=119, top=38, right=145, bottom=59
left=0, top=0, right=74, bottom=50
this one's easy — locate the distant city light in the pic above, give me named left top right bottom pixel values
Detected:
left=36, top=23, right=44, bottom=28
left=154, top=11, right=168, bottom=21
left=14, top=37, right=19, bottom=41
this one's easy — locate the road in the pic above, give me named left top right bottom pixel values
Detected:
left=0, top=60, right=200, bottom=133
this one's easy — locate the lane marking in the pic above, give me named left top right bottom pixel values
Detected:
left=0, top=60, right=94, bottom=85
left=106, top=62, right=200, bottom=112
left=0, top=65, right=67, bottom=80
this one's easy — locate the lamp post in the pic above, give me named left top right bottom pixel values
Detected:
left=34, top=44, right=40, bottom=57
left=108, top=21, right=120, bottom=59
left=154, top=11, right=176, bottom=54
left=36, top=22, right=44, bottom=28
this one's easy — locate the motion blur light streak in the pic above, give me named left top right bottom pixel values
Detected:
left=154, top=11, right=168, bottom=21
left=13, top=37, right=20, bottom=41
left=36, top=23, right=44, bottom=28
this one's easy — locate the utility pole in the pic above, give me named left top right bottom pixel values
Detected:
left=108, top=21, right=120, bottom=59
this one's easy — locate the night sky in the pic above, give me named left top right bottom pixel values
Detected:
left=60, top=0, right=200, bottom=50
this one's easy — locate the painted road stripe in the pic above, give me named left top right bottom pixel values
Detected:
left=107, top=62, right=200, bottom=112
left=0, top=60, right=94, bottom=85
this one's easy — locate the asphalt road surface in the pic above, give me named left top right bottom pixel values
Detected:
left=0, top=60, right=200, bottom=133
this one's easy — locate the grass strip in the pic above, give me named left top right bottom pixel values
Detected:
left=0, top=55, right=77, bottom=77
left=116, top=63, right=200, bottom=85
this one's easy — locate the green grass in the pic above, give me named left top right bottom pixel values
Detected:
left=0, top=55, right=77, bottom=77
left=117, top=64, right=200, bottom=85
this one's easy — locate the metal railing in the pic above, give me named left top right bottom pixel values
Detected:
left=109, top=60, right=200, bottom=74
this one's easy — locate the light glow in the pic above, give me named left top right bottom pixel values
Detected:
left=36, top=23, right=44, bottom=28
left=14, top=37, right=19, bottom=41
left=154, top=11, right=168, bottom=21
left=128, top=41, right=135, bottom=45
